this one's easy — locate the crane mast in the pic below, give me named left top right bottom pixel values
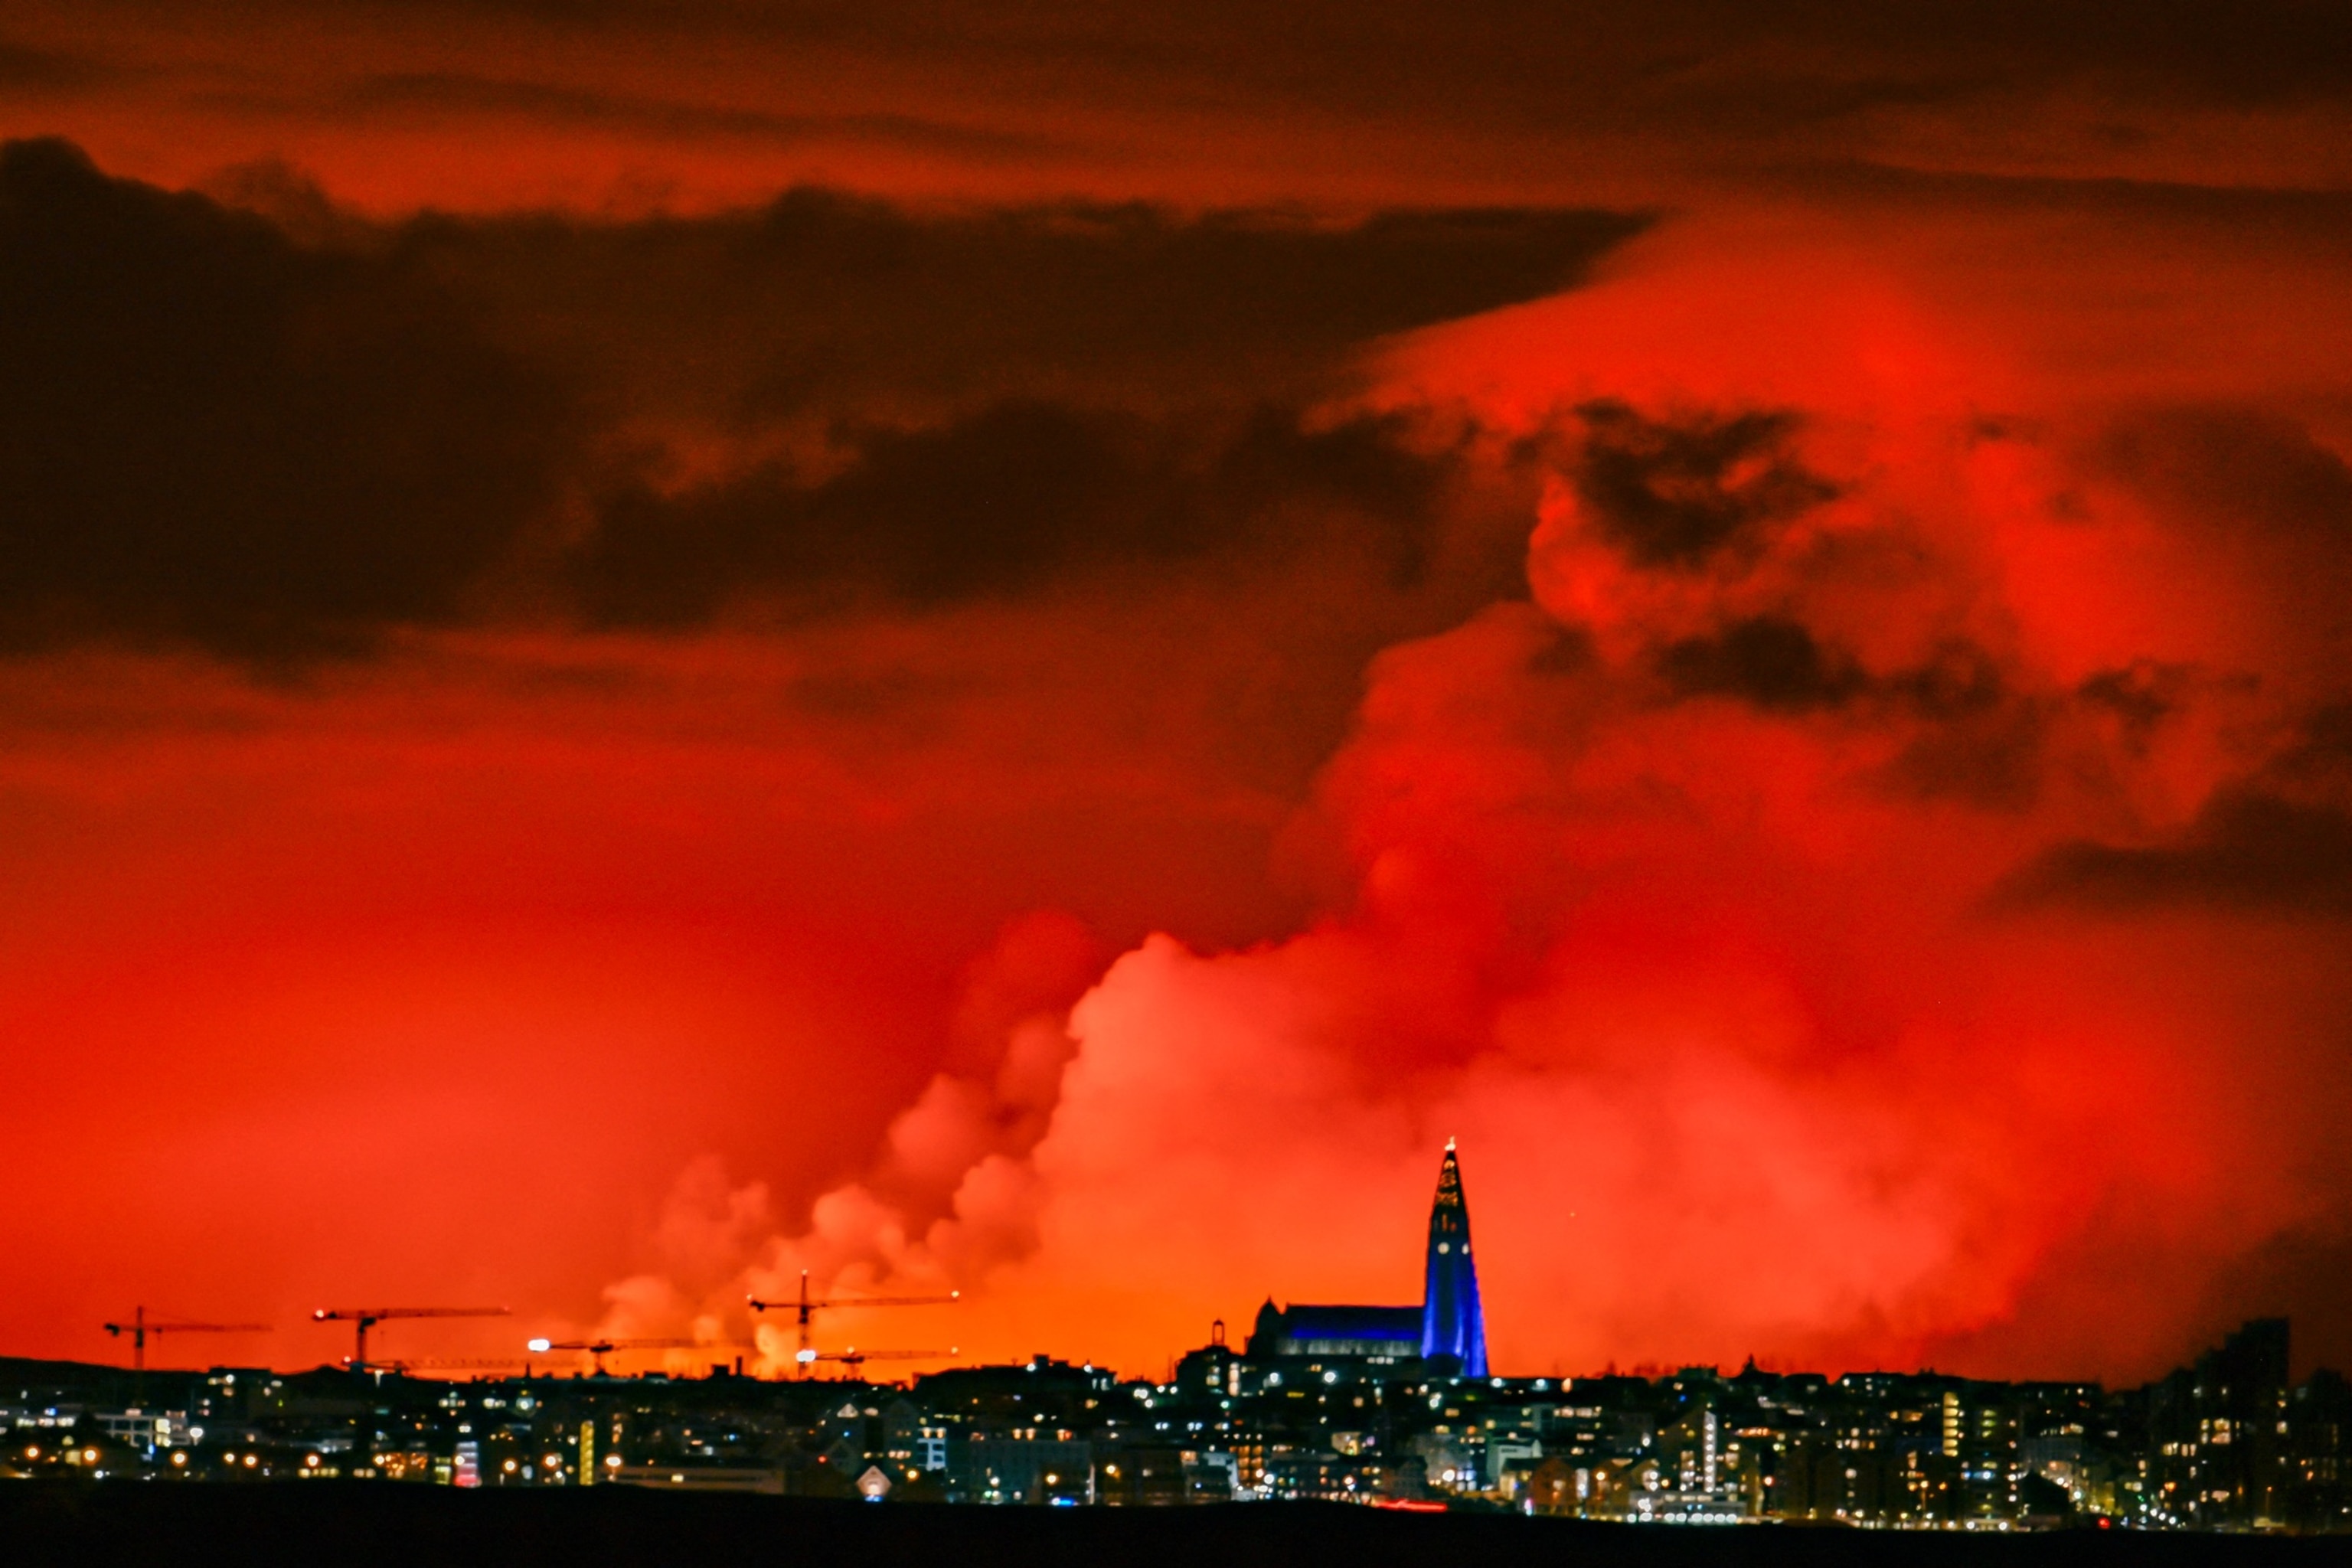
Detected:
left=312, top=1305, right=509, bottom=1371
left=103, top=1306, right=269, bottom=1400
left=103, top=1306, right=270, bottom=1374
left=523, top=1336, right=750, bottom=1376
left=747, top=1271, right=959, bottom=1378
left=799, top=1345, right=957, bottom=1378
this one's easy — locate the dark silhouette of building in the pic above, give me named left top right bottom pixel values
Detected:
left=1244, top=1302, right=1419, bottom=1359
left=1419, top=1139, right=1488, bottom=1377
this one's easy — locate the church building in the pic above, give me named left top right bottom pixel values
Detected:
left=1246, top=1139, right=1491, bottom=1377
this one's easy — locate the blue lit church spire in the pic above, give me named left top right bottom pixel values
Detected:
left=1419, top=1137, right=1488, bottom=1377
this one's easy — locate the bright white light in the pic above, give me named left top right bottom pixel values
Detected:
left=796, top=1349, right=818, bottom=1364
left=528, top=1338, right=552, bottom=1354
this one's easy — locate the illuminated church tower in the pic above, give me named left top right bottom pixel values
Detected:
left=1419, top=1138, right=1489, bottom=1377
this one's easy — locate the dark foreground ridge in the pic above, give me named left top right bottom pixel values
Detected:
left=0, top=1486, right=2337, bottom=1568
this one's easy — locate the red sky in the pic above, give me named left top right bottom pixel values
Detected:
left=5, top=2, right=2352, bottom=1386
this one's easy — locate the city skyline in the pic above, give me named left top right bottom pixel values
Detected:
left=4, top=1, right=2352, bottom=1406
left=6, top=1308, right=2341, bottom=1527
left=11, top=1143, right=2343, bottom=1528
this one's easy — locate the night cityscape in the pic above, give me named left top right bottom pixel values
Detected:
left=8, top=1146, right=2347, bottom=1537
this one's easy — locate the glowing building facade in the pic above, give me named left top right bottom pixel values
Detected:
left=1418, top=1138, right=1488, bottom=1377
left=1244, top=1139, right=1490, bottom=1376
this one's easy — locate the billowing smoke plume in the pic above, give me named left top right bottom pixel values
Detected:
left=603, top=214, right=2352, bottom=1383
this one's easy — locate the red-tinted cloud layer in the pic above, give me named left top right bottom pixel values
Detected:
left=3, top=6, right=2350, bottom=1387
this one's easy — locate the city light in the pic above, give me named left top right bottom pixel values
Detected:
left=0, top=1169, right=2329, bottom=1530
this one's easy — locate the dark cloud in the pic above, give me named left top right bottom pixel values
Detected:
left=0, top=41, right=113, bottom=93
left=0, top=138, right=1642, bottom=655
left=116, top=1, right=2352, bottom=139
left=1881, top=701, right=2047, bottom=812
left=0, top=138, right=572, bottom=658
left=346, top=73, right=1055, bottom=158
left=2098, top=405, right=2352, bottom=547
left=411, top=193, right=1648, bottom=422
left=2088, top=411, right=2352, bottom=681
left=1570, top=401, right=1839, bottom=570
left=2078, top=662, right=2189, bottom=746
left=1893, top=642, right=2008, bottom=723
left=1655, top=616, right=1864, bottom=711
left=13, top=0, right=2352, bottom=217
left=1649, top=612, right=2047, bottom=806
left=1998, top=790, right=2352, bottom=916
left=1996, top=701, right=2352, bottom=914
left=2277, top=701, right=2352, bottom=785
left=570, top=403, right=1463, bottom=625
left=2086, top=407, right=2352, bottom=676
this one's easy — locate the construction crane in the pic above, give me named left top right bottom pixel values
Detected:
left=798, top=1346, right=957, bottom=1380
left=312, top=1306, right=508, bottom=1371
left=523, top=1337, right=750, bottom=1376
left=748, top=1271, right=958, bottom=1378
left=100, top=1316, right=266, bottom=1373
